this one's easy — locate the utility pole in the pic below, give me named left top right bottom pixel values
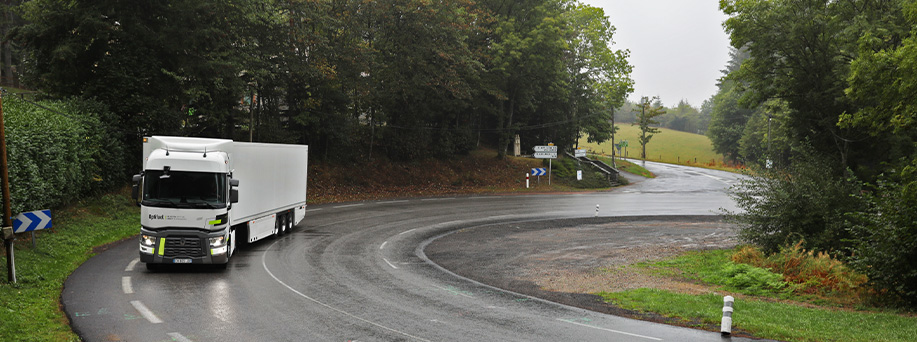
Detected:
left=766, top=114, right=772, bottom=169
left=0, top=88, right=15, bottom=282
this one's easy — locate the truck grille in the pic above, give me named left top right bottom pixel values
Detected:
left=163, top=236, right=205, bottom=257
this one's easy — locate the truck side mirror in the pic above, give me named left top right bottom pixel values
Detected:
left=131, top=174, right=142, bottom=206
left=228, top=178, right=239, bottom=204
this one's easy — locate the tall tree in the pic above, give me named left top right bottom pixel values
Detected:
left=562, top=3, right=632, bottom=150
left=632, top=96, right=665, bottom=159
left=720, top=0, right=910, bottom=172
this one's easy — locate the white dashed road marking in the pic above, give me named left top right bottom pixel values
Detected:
left=122, top=276, right=133, bottom=294
left=130, top=300, right=163, bottom=324
left=125, top=258, right=140, bottom=272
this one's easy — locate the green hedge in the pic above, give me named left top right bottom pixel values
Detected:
left=3, top=95, right=125, bottom=215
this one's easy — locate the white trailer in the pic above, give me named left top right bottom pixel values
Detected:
left=132, top=136, right=308, bottom=269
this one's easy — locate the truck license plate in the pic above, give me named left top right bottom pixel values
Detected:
left=172, top=258, right=192, bottom=264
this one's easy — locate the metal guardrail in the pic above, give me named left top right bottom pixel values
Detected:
left=565, top=152, right=620, bottom=185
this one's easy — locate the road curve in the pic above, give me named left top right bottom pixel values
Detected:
left=63, top=161, right=755, bottom=341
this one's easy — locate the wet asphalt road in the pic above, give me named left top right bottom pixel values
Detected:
left=63, top=161, right=754, bottom=341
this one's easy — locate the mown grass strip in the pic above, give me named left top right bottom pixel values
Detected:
left=0, top=191, right=138, bottom=342
left=598, top=289, right=917, bottom=342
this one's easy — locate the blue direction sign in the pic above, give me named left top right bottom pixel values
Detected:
left=531, top=168, right=547, bottom=176
left=13, top=209, right=52, bottom=233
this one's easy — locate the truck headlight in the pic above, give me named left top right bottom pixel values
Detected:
left=140, top=234, right=156, bottom=247
left=209, top=236, right=226, bottom=248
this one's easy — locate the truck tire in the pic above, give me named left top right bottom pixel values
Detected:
left=282, top=213, right=290, bottom=234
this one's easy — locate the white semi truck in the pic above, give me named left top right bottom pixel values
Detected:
left=131, top=136, right=308, bottom=269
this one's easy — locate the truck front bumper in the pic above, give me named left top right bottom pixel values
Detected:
left=139, top=228, right=229, bottom=264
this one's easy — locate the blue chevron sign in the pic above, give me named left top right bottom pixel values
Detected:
left=13, top=209, right=52, bottom=233
left=531, top=168, right=547, bottom=176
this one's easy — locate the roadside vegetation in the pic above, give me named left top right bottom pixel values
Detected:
left=0, top=191, right=138, bottom=342
left=597, top=245, right=917, bottom=342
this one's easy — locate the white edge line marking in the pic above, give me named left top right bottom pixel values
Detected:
left=167, top=332, right=193, bottom=342
left=398, top=228, right=417, bottom=236
left=698, top=173, right=727, bottom=183
left=121, top=276, right=133, bottom=294
left=261, top=241, right=429, bottom=342
left=130, top=300, right=163, bottom=324
left=334, top=203, right=365, bottom=209
left=380, top=241, right=388, bottom=250
left=557, top=319, right=661, bottom=341
left=125, top=258, right=140, bottom=272
left=379, top=200, right=409, bottom=204
left=309, top=208, right=323, bottom=212
left=420, top=197, right=455, bottom=201
left=383, top=257, right=399, bottom=269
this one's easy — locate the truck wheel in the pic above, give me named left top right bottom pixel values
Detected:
left=275, top=216, right=283, bottom=236
left=281, top=214, right=290, bottom=235
left=283, top=214, right=293, bottom=234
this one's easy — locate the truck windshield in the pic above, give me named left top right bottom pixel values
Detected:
left=142, top=170, right=226, bottom=209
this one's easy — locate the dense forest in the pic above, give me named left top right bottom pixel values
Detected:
left=1, top=0, right=633, bottom=165
left=708, top=0, right=917, bottom=307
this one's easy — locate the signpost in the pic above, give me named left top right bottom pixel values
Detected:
left=531, top=168, right=546, bottom=176
left=533, top=144, right=557, bottom=185
left=574, top=149, right=586, bottom=158
left=533, top=145, right=558, bottom=153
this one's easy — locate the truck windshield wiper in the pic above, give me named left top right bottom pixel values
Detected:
left=194, top=202, right=218, bottom=209
left=142, top=199, right=177, bottom=208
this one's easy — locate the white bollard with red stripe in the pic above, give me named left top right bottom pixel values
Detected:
left=526, top=173, right=530, bottom=188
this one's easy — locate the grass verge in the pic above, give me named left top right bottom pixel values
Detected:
left=598, top=289, right=916, bottom=342
left=0, top=190, right=139, bottom=342
left=594, top=156, right=655, bottom=178
left=598, top=247, right=917, bottom=342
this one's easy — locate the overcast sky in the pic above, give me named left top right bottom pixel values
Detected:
left=579, top=0, right=732, bottom=108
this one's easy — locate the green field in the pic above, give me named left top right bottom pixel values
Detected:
left=579, top=125, right=725, bottom=166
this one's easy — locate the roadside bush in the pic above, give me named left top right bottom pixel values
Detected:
left=733, top=243, right=868, bottom=301
left=847, top=158, right=917, bottom=308
left=3, top=95, right=125, bottom=214
left=718, top=263, right=788, bottom=296
left=725, top=147, right=863, bottom=255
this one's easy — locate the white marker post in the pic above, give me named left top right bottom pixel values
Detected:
left=526, top=173, right=530, bottom=189
left=721, top=295, right=734, bottom=335
left=595, top=204, right=599, bottom=217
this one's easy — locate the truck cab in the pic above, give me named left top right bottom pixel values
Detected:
left=133, top=137, right=239, bottom=269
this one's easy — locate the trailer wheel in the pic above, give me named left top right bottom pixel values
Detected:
left=281, top=214, right=290, bottom=235
left=275, top=216, right=283, bottom=236
left=284, top=213, right=293, bottom=233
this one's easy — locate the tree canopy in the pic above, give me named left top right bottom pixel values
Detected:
left=8, top=0, right=633, bottom=164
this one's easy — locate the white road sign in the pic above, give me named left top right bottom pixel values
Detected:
left=533, top=145, right=558, bottom=153
left=534, top=152, right=557, bottom=159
